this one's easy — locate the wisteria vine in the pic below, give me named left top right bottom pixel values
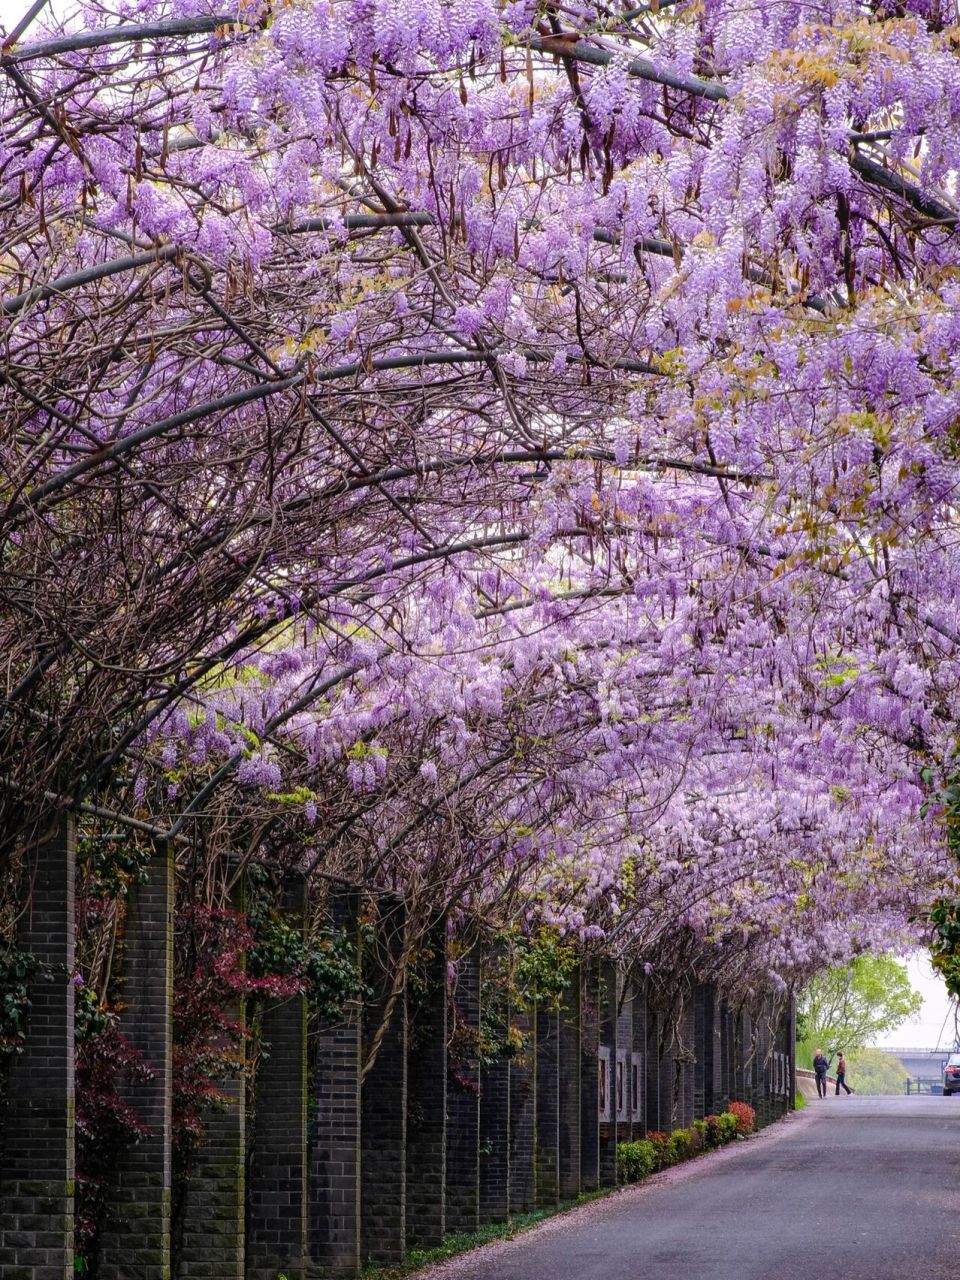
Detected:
left=2, top=0, right=960, bottom=1011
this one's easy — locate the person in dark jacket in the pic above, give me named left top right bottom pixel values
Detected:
left=813, top=1049, right=832, bottom=1097
left=835, top=1050, right=853, bottom=1095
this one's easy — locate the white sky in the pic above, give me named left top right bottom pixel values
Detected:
left=870, top=951, right=959, bottom=1051
left=0, top=0, right=72, bottom=36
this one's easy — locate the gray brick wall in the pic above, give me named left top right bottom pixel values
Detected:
left=247, top=876, right=308, bottom=1280
left=478, top=954, right=510, bottom=1224
left=578, top=963, right=599, bottom=1193
left=630, top=983, right=646, bottom=1138
left=557, top=972, right=581, bottom=1199
left=534, top=1004, right=559, bottom=1209
left=360, top=900, right=407, bottom=1266
left=175, top=983, right=246, bottom=1279
left=0, top=813, right=76, bottom=1280
left=597, top=962, right=618, bottom=1186
left=99, top=840, right=174, bottom=1280
left=680, top=1001, right=695, bottom=1129
left=446, top=948, right=481, bottom=1233
left=309, top=888, right=362, bottom=1278
left=615, top=975, right=632, bottom=1146
left=508, top=1004, right=535, bottom=1214
left=309, top=1002, right=361, bottom=1277
left=406, top=923, right=447, bottom=1246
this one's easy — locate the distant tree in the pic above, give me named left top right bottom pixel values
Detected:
left=844, top=1049, right=910, bottom=1097
left=798, top=955, right=922, bottom=1055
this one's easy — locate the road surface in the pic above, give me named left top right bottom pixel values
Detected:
left=421, top=1097, right=960, bottom=1280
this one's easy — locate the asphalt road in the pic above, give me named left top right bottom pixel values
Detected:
left=423, top=1097, right=960, bottom=1280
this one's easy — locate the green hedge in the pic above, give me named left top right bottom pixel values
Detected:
left=617, top=1103, right=754, bottom=1184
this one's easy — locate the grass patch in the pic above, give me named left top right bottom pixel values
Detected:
left=794, top=1089, right=806, bottom=1110
left=362, top=1192, right=608, bottom=1279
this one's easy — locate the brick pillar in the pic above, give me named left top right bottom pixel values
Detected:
left=721, top=1002, right=734, bottom=1110
left=630, top=984, right=646, bottom=1137
left=360, top=899, right=407, bottom=1266
left=446, top=948, right=481, bottom=1233
left=657, top=1013, right=675, bottom=1133
left=579, top=963, right=599, bottom=1192
left=736, top=1009, right=750, bottom=1106
left=478, top=954, right=510, bottom=1224
left=508, top=1004, right=535, bottom=1214
left=247, top=876, right=308, bottom=1280
left=614, top=974, right=631, bottom=1146
left=406, top=923, right=447, bottom=1247
left=701, top=985, right=717, bottom=1117
left=309, top=888, right=361, bottom=1278
left=788, top=994, right=797, bottom=1110
left=693, top=985, right=706, bottom=1122
left=597, top=962, right=618, bottom=1187
left=99, top=841, right=174, bottom=1280
left=175, top=880, right=246, bottom=1280
left=680, top=1001, right=695, bottom=1128
left=0, top=813, right=75, bottom=1280
left=645, top=1005, right=661, bottom=1133
left=557, top=971, right=581, bottom=1199
left=757, top=1010, right=770, bottom=1128
left=534, top=1003, right=559, bottom=1209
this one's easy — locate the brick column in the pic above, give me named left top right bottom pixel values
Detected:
left=644, top=1005, right=661, bottom=1133
left=309, top=888, right=362, bottom=1278
left=478, top=954, right=510, bottom=1224
left=657, top=1014, right=675, bottom=1133
left=693, top=985, right=706, bottom=1122
left=508, top=1004, right=535, bottom=1214
left=0, top=813, right=75, bottom=1280
left=175, top=878, right=246, bottom=1280
left=534, top=1003, right=559, bottom=1209
left=757, top=1010, right=771, bottom=1128
left=735, top=1008, right=750, bottom=1106
left=788, top=994, right=797, bottom=1110
left=247, top=876, right=308, bottom=1280
left=406, top=923, right=447, bottom=1247
left=597, top=962, right=618, bottom=1186
left=700, top=986, right=717, bottom=1117
left=680, top=1001, right=695, bottom=1129
left=614, top=974, right=632, bottom=1146
left=579, top=963, right=599, bottom=1192
left=557, top=970, right=581, bottom=1199
left=720, top=1002, right=734, bottom=1110
left=360, top=899, right=407, bottom=1266
left=99, top=840, right=174, bottom=1280
left=446, top=948, right=481, bottom=1233
left=630, top=984, right=646, bottom=1138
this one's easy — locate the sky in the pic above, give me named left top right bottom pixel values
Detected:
left=0, top=0, right=70, bottom=36
left=871, top=951, right=959, bottom=1051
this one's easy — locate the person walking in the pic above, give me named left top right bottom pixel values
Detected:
left=835, top=1050, right=853, bottom=1096
left=813, top=1048, right=831, bottom=1097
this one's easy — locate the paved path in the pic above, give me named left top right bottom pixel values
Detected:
left=421, top=1098, right=960, bottom=1280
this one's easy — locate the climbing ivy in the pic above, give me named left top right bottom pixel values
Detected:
left=245, top=867, right=365, bottom=1021
left=76, top=832, right=150, bottom=899
left=511, top=931, right=578, bottom=1012
left=0, top=943, right=39, bottom=1054
left=450, top=930, right=578, bottom=1083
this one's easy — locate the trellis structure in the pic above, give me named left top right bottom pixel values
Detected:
left=0, top=814, right=793, bottom=1280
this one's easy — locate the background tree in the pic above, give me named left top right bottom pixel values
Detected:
left=798, top=955, right=922, bottom=1065
left=843, top=1049, right=911, bottom=1098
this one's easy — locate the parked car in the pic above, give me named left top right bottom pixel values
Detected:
left=943, top=1053, right=960, bottom=1096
